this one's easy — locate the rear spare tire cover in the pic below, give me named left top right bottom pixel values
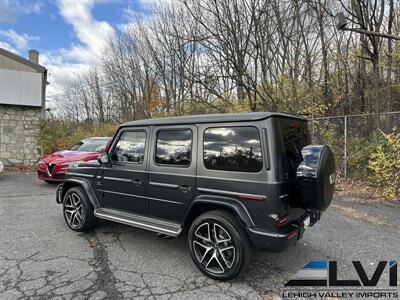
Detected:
left=296, top=145, right=336, bottom=211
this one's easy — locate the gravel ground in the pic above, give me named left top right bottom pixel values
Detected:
left=0, top=172, right=399, bottom=299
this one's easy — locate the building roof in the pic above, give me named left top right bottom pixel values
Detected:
left=122, top=112, right=306, bottom=127
left=0, top=47, right=46, bottom=73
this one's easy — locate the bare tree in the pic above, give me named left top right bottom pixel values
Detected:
left=55, top=0, right=400, bottom=125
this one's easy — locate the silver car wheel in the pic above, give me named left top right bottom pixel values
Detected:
left=192, top=222, right=236, bottom=275
left=63, top=192, right=84, bottom=228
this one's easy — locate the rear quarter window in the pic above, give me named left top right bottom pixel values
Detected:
left=203, top=126, right=263, bottom=172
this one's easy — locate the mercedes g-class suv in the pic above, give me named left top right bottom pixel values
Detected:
left=56, top=112, right=335, bottom=280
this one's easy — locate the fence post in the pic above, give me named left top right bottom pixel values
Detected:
left=311, top=114, right=315, bottom=141
left=344, top=115, right=347, bottom=180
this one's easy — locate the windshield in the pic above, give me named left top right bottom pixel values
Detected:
left=70, top=139, right=109, bottom=152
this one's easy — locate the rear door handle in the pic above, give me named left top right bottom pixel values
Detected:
left=179, top=185, right=191, bottom=193
left=133, top=179, right=143, bottom=186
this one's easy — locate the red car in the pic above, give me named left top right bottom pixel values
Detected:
left=37, top=137, right=112, bottom=183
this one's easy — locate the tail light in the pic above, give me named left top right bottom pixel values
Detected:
left=287, top=230, right=298, bottom=240
left=275, top=214, right=289, bottom=227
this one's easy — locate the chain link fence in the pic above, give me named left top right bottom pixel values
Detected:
left=309, top=111, right=400, bottom=180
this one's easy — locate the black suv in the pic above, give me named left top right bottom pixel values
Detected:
left=56, top=112, right=335, bottom=280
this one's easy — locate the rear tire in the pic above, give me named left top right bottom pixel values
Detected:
left=188, top=209, right=253, bottom=280
left=62, top=186, right=97, bottom=232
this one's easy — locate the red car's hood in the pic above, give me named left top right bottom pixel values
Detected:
left=42, top=150, right=101, bottom=164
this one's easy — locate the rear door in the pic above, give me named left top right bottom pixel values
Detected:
left=99, top=127, right=149, bottom=215
left=147, top=125, right=197, bottom=222
left=277, top=117, right=311, bottom=220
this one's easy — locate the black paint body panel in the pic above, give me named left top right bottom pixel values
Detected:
left=59, top=112, right=331, bottom=252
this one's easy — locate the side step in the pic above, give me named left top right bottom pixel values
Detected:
left=94, top=208, right=182, bottom=237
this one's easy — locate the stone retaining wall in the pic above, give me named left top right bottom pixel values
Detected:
left=0, top=105, right=41, bottom=166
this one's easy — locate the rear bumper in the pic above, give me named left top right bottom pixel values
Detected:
left=246, top=211, right=320, bottom=251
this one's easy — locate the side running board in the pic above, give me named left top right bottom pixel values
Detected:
left=94, top=208, right=182, bottom=237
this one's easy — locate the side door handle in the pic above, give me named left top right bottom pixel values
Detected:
left=133, top=179, right=143, bottom=186
left=179, top=185, right=192, bottom=193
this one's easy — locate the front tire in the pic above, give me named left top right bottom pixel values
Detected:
left=62, top=186, right=97, bottom=231
left=188, top=210, right=252, bottom=280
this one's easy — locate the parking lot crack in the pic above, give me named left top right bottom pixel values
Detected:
left=83, top=231, right=124, bottom=299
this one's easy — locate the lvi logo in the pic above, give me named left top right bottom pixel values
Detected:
left=285, top=260, right=397, bottom=287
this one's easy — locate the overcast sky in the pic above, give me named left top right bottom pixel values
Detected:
left=0, top=0, right=153, bottom=99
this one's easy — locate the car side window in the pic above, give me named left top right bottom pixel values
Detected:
left=203, top=126, right=263, bottom=172
left=70, top=143, right=82, bottom=151
left=155, top=129, right=192, bottom=166
left=112, top=131, right=146, bottom=163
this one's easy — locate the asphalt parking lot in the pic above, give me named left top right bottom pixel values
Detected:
left=0, top=173, right=399, bottom=299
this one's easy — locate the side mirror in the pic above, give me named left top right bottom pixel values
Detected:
left=98, top=153, right=109, bottom=164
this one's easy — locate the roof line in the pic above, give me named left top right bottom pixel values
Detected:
left=121, top=112, right=306, bottom=127
left=0, top=47, right=46, bottom=73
